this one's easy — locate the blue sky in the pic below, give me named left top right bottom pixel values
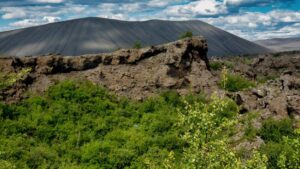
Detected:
left=0, top=0, right=300, bottom=40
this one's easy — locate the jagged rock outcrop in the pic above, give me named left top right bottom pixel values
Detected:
left=216, top=52, right=300, bottom=119
left=230, top=74, right=300, bottom=121
left=0, top=37, right=217, bottom=101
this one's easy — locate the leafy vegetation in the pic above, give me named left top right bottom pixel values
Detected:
left=0, top=79, right=299, bottom=168
left=209, top=60, right=235, bottom=71
left=231, top=57, right=253, bottom=65
left=258, top=118, right=299, bottom=169
left=209, top=61, right=223, bottom=71
left=219, top=68, right=256, bottom=92
left=277, top=132, right=300, bottom=169
left=259, top=131, right=300, bottom=169
left=244, top=124, right=258, bottom=141
left=239, top=112, right=260, bottom=141
left=166, top=95, right=267, bottom=169
left=133, top=41, right=142, bottom=49
left=256, top=74, right=278, bottom=84
left=179, top=31, right=193, bottom=39
left=259, top=118, right=294, bottom=143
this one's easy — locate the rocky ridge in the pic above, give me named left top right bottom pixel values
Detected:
left=0, top=37, right=216, bottom=101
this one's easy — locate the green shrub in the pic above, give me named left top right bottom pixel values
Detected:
left=244, top=125, right=258, bottom=141
left=240, top=58, right=253, bottom=65
left=0, top=160, right=16, bottom=169
left=257, top=74, right=278, bottom=84
left=260, top=142, right=290, bottom=169
left=277, top=133, right=300, bottom=169
left=179, top=31, right=193, bottom=39
left=133, top=41, right=142, bottom=49
left=223, top=61, right=234, bottom=69
left=160, top=91, right=183, bottom=107
left=219, top=71, right=256, bottom=92
left=259, top=118, right=294, bottom=143
left=0, top=80, right=186, bottom=168
left=259, top=129, right=300, bottom=169
left=164, top=94, right=267, bottom=169
left=209, top=61, right=234, bottom=71
left=209, top=61, right=223, bottom=71
left=241, top=112, right=260, bottom=141
left=272, top=53, right=281, bottom=57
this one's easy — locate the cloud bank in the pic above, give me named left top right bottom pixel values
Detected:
left=0, top=0, right=299, bottom=40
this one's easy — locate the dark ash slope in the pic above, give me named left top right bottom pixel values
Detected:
left=0, top=17, right=270, bottom=57
left=255, top=37, right=300, bottom=52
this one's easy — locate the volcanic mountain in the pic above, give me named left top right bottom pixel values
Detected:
left=0, top=17, right=270, bottom=57
left=256, top=37, right=300, bottom=52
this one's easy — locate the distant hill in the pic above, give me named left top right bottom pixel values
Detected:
left=256, top=37, right=300, bottom=52
left=0, top=17, right=270, bottom=57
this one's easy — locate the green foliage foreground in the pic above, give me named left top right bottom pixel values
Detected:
left=0, top=80, right=299, bottom=169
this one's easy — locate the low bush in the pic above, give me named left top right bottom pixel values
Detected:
left=209, top=61, right=223, bottom=70
left=179, top=31, right=193, bottom=39
left=257, top=74, right=278, bottom=84
left=244, top=124, right=258, bottom=140
left=223, top=61, right=234, bottom=69
left=260, top=134, right=300, bottom=169
left=260, top=142, right=286, bottom=169
left=165, top=94, right=267, bottom=169
left=133, top=41, right=142, bottom=49
left=259, top=118, right=294, bottom=143
left=219, top=70, right=256, bottom=92
left=258, top=118, right=299, bottom=168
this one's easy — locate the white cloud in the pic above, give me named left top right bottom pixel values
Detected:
left=202, top=10, right=300, bottom=40
left=1, top=7, right=27, bottom=19
left=10, top=19, right=40, bottom=27
left=147, top=0, right=182, bottom=8
left=147, top=0, right=171, bottom=7
left=230, top=23, right=300, bottom=40
left=42, top=16, right=61, bottom=23
left=269, top=10, right=300, bottom=23
left=30, top=0, right=64, bottom=3
left=95, top=3, right=144, bottom=20
left=225, top=0, right=250, bottom=5
left=98, top=3, right=142, bottom=13
left=1, top=4, right=89, bottom=21
left=256, top=23, right=300, bottom=40
left=10, top=16, right=61, bottom=27
left=163, top=0, right=228, bottom=17
left=224, top=0, right=271, bottom=6
left=1, top=1, right=300, bottom=41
